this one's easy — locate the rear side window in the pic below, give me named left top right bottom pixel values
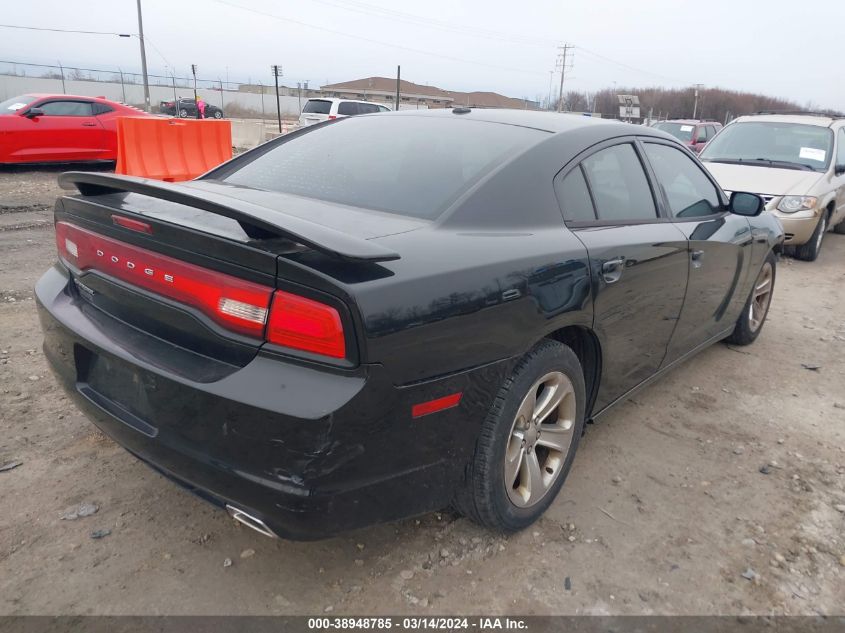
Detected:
left=706, top=125, right=716, bottom=140
left=39, top=101, right=93, bottom=116
left=92, top=103, right=114, bottom=115
left=221, top=116, right=547, bottom=219
left=302, top=99, right=332, bottom=114
left=580, top=144, right=657, bottom=222
left=555, top=167, right=596, bottom=222
left=644, top=143, right=721, bottom=218
left=337, top=102, right=359, bottom=116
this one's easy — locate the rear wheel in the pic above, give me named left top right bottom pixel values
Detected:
left=725, top=252, right=776, bottom=346
left=213, top=110, right=223, bottom=119
left=178, top=108, right=189, bottom=118
left=794, top=213, right=827, bottom=261
left=455, top=340, right=586, bottom=532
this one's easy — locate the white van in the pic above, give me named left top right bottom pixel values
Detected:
left=298, top=98, right=390, bottom=127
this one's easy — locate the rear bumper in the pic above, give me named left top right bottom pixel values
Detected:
left=36, top=264, right=507, bottom=539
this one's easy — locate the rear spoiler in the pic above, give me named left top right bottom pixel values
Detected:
left=58, top=172, right=400, bottom=263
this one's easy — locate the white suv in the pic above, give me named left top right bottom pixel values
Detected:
left=298, top=98, right=390, bottom=128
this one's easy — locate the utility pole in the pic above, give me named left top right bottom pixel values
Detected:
left=191, top=64, right=198, bottom=105
left=57, top=61, right=66, bottom=94
left=118, top=68, right=126, bottom=102
left=272, top=64, right=283, bottom=133
left=556, top=44, right=573, bottom=113
left=395, top=65, right=401, bottom=111
left=692, top=83, right=703, bottom=119
left=547, top=70, right=554, bottom=111
left=136, top=0, right=151, bottom=112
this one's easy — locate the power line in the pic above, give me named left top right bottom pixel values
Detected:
left=213, top=0, right=546, bottom=76
left=0, top=23, right=132, bottom=37
left=575, top=45, right=687, bottom=85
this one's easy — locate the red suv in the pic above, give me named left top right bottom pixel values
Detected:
left=653, top=119, right=722, bottom=153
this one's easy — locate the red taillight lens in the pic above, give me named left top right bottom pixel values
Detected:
left=55, top=221, right=272, bottom=337
left=266, top=290, right=346, bottom=359
left=111, top=214, right=153, bottom=234
left=328, top=115, right=337, bottom=120
left=56, top=222, right=349, bottom=360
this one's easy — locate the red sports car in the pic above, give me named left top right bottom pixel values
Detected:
left=0, top=94, right=150, bottom=164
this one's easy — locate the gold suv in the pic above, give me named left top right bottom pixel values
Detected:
left=701, top=112, right=845, bottom=261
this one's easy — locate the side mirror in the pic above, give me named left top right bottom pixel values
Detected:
left=729, top=191, right=765, bottom=217
left=25, top=107, right=44, bottom=118
left=835, top=164, right=845, bottom=176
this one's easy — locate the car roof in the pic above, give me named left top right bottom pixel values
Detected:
left=382, top=107, right=655, bottom=135
left=306, top=97, right=386, bottom=106
left=732, top=113, right=841, bottom=128
left=656, top=119, right=720, bottom=125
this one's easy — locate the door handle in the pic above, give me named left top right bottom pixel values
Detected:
left=81, top=122, right=97, bottom=127
left=691, top=250, right=704, bottom=268
left=601, top=257, right=626, bottom=284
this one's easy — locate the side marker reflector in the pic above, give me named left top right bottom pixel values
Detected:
left=412, top=392, right=463, bottom=419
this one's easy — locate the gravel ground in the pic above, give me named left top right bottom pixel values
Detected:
left=1, top=167, right=844, bottom=615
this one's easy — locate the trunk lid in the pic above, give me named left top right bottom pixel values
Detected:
left=54, top=172, right=413, bottom=370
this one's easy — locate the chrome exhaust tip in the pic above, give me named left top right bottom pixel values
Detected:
left=226, top=504, right=278, bottom=539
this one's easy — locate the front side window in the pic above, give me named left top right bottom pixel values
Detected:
left=580, top=144, right=657, bottom=222
left=357, top=103, right=381, bottom=114
left=644, top=143, right=722, bottom=218
left=837, top=129, right=845, bottom=168
left=700, top=121, right=833, bottom=172
left=38, top=101, right=93, bottom=116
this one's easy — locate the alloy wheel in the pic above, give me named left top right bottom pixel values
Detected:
left=504, top=371, right=576, bottom=508
left=749, top=261, right=774, bottom=332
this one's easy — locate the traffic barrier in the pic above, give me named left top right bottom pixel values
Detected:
left=115, top=117, right=233, bottom=182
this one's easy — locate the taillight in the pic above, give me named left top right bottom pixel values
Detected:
left=55, top=221, right=349, bottom=360
left=56, top=221, right=271, bottom=337
left=266, top=290, right=345, bottom=358
left=328, top=115, right=337, bottom=120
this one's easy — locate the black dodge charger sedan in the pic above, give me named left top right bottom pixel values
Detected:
left=36, top=109, right=783, bottom=539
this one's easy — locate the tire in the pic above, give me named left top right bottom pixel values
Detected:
left=455, top=339, right=586, bottom=532
left=178, top=108, right=189, bottom=118
left=793, top=213, right=827, bottom=261
left=725, top=251, right=776, bottom=346
left=213, top=110, right=223, bottom=119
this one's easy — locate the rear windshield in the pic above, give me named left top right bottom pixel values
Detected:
left=654, top=122, right=695, bottom=142
left=220, top=116, right=547, bottom=219
left=0, top=95, right=36, bottom=112
left=700, top=121, right=833, bottom=172
left=302, top=99, right=332, bottom=114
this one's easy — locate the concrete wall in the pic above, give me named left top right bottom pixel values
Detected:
left=0, top=74, right=304, bottom=116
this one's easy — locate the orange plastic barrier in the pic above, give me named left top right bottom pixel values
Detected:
left=115, top=117, right=232, bottom=182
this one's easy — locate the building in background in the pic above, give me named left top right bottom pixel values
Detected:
left=320, top=76, right=539, bottom=110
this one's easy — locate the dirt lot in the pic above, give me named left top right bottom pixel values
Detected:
left=1, top=167, right=843, bottom=616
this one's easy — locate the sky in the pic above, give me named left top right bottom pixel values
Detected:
left=2, top=0, right=843, bottom=110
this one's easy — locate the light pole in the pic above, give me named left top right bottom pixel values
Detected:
left=136, top=0, right=151, bottom=111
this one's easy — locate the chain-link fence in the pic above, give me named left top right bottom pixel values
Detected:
left=0, top=60, right=322, bottom=118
